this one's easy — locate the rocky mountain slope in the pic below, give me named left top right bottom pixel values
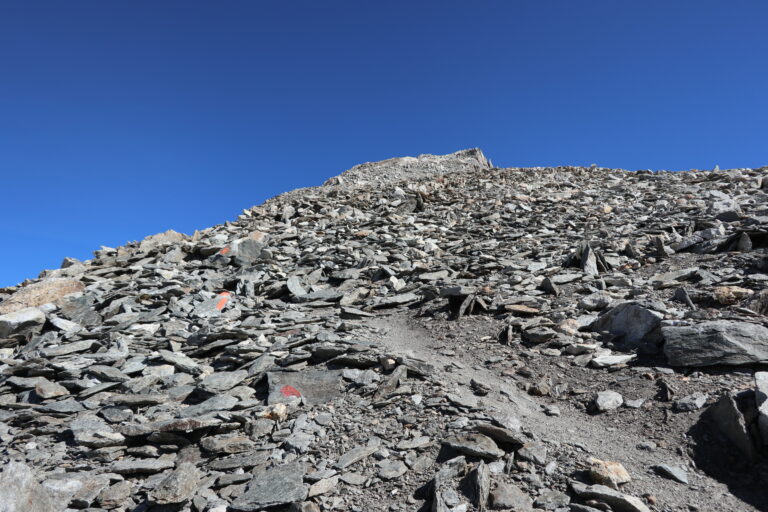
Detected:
left=1, top=149, right=768, bottom=512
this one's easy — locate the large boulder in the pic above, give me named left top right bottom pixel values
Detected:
left=0, top=461, right=63, bottom=512
left=591, top=302, right=663, bottom=352
left=0, top=278, right=84, bottom=315
left=0, top=307, right=46, bottom=338
left=662, top=320, right=768, bottom=367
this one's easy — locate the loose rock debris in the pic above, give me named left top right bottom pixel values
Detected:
left=1, top=148, right=768, bottom=511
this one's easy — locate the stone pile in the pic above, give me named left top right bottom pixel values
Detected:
left=1, top=149, right=768, bottom=511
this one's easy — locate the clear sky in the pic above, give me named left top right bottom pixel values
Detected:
left=1, top=1, right=766, bottom=287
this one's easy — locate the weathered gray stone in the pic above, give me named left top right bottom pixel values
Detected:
left=674, top=393, right=708, bottom=412
left=267, top=370, right=342, bottom=406
left=443, top=433, right=504, bottom=459
left=516, top=441, right=547, bottom=465
left=111, top=458, right=175, bottom=475
left=533, top=488, right=570, bottom=510
left=708, top=394, right=757, bottom=460
left=98, top=480, right=133, bottom=509
left=198, top=370, right=247, bottom=393
left=469, top=461, right=490, bottom=512
left=334, top=443, right=379, bottom=469
left=0, top=278, right=84, bottom=315
left=231, top=463, right=308, bottom=511
left=378, top=459, right=408, bottom=480
left=571, top=482, right=651, bottom=512
left=663, top=320, right=768, bottom=366
left=592, top=302, right=663, bottom=351
left=594, top=391, right=623, bottom=412
left=158, top=349, right=202, bottom=374
left=490, top=482, right=532, bottom=511
left=152, top=461, right=202, bottom=504
left=179, top=395, right=238, bottom=418
left=0, top=307, right=46, bottom=338
left=0, top=461, right=62, bottom=512
left=652, top=464, right=688, bottom=484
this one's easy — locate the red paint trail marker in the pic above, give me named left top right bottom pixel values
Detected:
left=215, top=292, right=231, bottom=311
left=219, top=247, right=231, bottom=255
left=280, top=385, right=301, bottom=398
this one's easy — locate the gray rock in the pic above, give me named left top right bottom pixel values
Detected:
left=521, top=326, right=557, bottom=344
left=582, top=245, right=599, bottom=276
left=69, top=474, right=111, bottom=508
left=43, top=398, right=85, bottom=414
left=231, top=463, right=308, bottom=511
left=578, top=291, right=613, bottom=311
left=516, top=441, right=547, bottom=465
left=307, top=476, right=338, bottom=497
left=98, top=480, right=133, bottom=509
left=708, top=394, right=757, bottom=460
left=673, top=393, right=708, bottom=412
left=474, top=423, right=526, bottom=445
left=179, top=394, right=238, bottom=418
left=378, top=459, right=408, bottom=480
left=431, top=456, right=468, bottom=512
left=649, top=267, right=700, bottom=289
left=490, top=482, right=532, bottom=511
left=571, top=482, right=651, bottom=512
left=590, top=353, right=636, bottom=368
left=200, top=435, right=254, bottom=454
left=443, top=433, right=504, bottom=459
left=469, top=461, right=490, bottom=512
left=334, top=443, right=379, bottom=469
left=111, top=458, right=176, bottom=475
left=198, top=370, right=247, bottom=393
left=652, top=464, right=689, bottom=484
left=207, top=451, right=270, bottom=471
left=40, top=339, right=95, bottom=357
left=591, top=302, right=662, bottom=351
left=152, top=461, right=202, bottom=504
left=287, top=276, right=308, bottom=298
left=0, top=307, right=46, bottom=338
left=34, top=378, right=69, bottom=399
left=594, top=391, right=623, bottom=412
left=533, top=488, right=570, bottom=510
left=662, top=320, right=768, bottom=366
left=0, top=461, right=62, bottom=512
left=158, top=349, right=202, bottom=374
left=267, top=370, right=342, bottom=406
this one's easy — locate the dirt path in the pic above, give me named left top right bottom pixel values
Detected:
left=364, top=313, right=760, bottom=512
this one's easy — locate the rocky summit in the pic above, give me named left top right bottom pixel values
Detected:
left=2, top=148, right=768, bottom=512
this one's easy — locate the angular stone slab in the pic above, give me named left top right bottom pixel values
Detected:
left=662, top=320, right=768, bottom=366
left=267, top=370, right=342, bottom=406
left=591, top=302, right=662, bottom=350
left=231, top=463, right=308, bottom=511
left=0, top=307, right=46, bottom=338
left=0, top=461, right=62, bottom=512
left=442, top=433, right=504, bottom=459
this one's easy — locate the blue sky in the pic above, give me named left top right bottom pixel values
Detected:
left=1, top=1, right=766, bottom=287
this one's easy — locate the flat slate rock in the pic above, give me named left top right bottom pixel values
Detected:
left=111, top=458, right=176, bottom=475
left=267, top=370, right=342, bottom=406
left=152, top=462, right=202, bottom=504
left=442, top=433, right=504, bottom=459
left=662, top=320, right=768, bottom=366
left=0, top=461, right=62, bottom=512
left=230, top=463, right=308, bottom=511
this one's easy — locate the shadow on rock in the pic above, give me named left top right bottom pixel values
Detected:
left=686, top=392, right=768, bottom=509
